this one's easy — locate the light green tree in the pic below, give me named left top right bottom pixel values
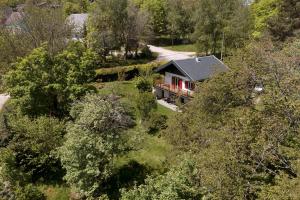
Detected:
left=251, top=0, right=280, bottom=38
left=4, top=42, right=98, bottom=117
left=59, top=94, right=135, bottom=198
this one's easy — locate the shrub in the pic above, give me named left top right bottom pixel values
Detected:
left=0, top=108, right=66, bottom=183
left=121, top=156, right=205, bottom=200
left=135, top=78, right=152, bottom=93
left=136, top=92, right=157, bottom=120
left=145, top=112, right=168, bottom=134
left=139, top=45, right=152, bottom=58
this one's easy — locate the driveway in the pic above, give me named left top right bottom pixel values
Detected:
left=148, top=45, right=196, bottom=62
left=0, top=94, right=10, bottom=110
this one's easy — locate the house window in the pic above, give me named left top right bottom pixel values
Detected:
left=185, top=81, right=195, bottom=90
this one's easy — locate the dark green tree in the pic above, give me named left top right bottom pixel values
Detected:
left=268, top=0, right=300, bottom=41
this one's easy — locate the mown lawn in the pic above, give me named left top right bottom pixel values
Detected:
left=164, top=44, right=197, bottom=52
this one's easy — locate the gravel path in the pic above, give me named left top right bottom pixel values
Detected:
left=0, top=94, right=10, bottom=110
left=148, top=45, right=196, bottom=61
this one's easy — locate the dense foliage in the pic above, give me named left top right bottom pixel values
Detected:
left=164, top=39, right=300, bottom=198
left=1, top=0, right=300, bottom=199
left=59, top=94, right=135, bottom=198
left=4, top=42, right=97, bottom=117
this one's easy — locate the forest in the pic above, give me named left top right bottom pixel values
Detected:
left=0, top=0, right=300, bottom=199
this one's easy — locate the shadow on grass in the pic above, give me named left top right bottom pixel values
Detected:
left=100, top=160, right=152, bottom=200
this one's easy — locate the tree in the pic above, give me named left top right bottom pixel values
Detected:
left=2, top=111, right=66, bottom=182
left=164, top=39, right=300, bottom=198
left=268, top=0, right=300, bottom=41
left=88, top=0, right=150, bottom=58
left=251, top=0, right=280, bottom=38
left=193, top=0, right=253, bottom=56
left=135, top=0, right=168, bottom=36
left=0, top=2, right=72, bottom=87
left=166, top=0, right=194, bottom=44
left=59, top=94, right=135, bottom=198
left=121, top=156, right=205, bottom=200
left=4, top=42, right=98, bottom=117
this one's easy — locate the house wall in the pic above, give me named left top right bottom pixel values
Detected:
left=165, top=72, right=192, bottom=92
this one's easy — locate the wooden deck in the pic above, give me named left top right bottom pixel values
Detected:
left=155, top=83, right=194, bottom=98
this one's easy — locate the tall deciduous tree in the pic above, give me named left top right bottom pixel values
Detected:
left=4, top=42, right=98, bottom=117
left=268, top=0, right=300, bottom=41
left=166, top=0, right=195, bottom=44
left=193, top=0, right=252, bottom=56
left=59, top=94, right=135, bottom=198
left=88, top=0, right=150, bottom=58
left=251, top=0, right=280, bottom=38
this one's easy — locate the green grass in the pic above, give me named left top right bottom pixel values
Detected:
left=157, top=104, right=175, bottom=117
left=38, top=185, right=70, bottom=200
left=164, top=44, right=197, bottom=52
left=96, top=80, right=175, bottom=170
left=115, top=128, right=172, bottom=170
left=94, top=81, right=176, bottom=118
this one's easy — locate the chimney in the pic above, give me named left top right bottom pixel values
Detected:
left=195, top=57, right=201, bottom=62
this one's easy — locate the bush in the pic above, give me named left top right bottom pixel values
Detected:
left=145, top=112, right=168, bottom=134
left=135, top=78, right=152, bottom=93
left=0, top=108, right=66, bottom=183
left=139, top=45, right=152, bottom=58
left=136, top=92, right=157, bottom=120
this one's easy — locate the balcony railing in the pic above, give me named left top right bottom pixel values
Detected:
left=155, top=83, right=194, bottom=97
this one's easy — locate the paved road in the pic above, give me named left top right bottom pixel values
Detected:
left=148, top=45, right=196, bottom=62
left=0, top=94, right=10, bottom=110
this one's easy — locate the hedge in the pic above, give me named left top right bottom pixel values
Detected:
left=95, top=62, right=165, bottom=82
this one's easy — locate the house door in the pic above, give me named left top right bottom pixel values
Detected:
left=171, top=76, right=182, bottom=90
left=178, top=79, right=182, bottom=89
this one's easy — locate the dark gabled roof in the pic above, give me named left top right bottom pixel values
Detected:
left=155, top=56, right=229, bottom=81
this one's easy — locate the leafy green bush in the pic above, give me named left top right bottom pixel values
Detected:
left=0, top=109, right=66, bottom=183
left=136, top=92, right=157, bottom=120
left=135, top=77, right=152, bottom=93
left=145, top=112, right=168, bottom=134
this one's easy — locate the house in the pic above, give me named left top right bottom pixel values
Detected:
left=66, top=13, right=88, bottom=40
left=154, top=56, right=228, bottom=104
